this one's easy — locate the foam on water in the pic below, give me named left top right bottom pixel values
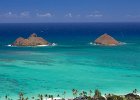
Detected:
left=6, top=43, right=57, bottom=47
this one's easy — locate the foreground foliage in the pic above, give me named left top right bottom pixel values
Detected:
left=1, top=89, right=140, bottom=100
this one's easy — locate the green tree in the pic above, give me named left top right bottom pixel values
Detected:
left=133, top=89, right=138, bottom=94
left=63, top=91, right=66, bottom=99
left=107, top=95, right=124, bottom=100
left=89, top=90, right=93, bottom=97
left=94, top=89, right=101, bottom=97
left=5, top=95, right=8, bottom=100
left=19, top=92, right=24, bottom=100
left=83, top=91, right=87, bottom=97
left=38, top=94, right=43, bottom=100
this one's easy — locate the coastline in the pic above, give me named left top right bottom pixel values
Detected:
left=0, top=89, right=139, bottom=100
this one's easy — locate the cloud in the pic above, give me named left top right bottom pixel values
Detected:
left=86, top=11, right=103, bottom=18
left=36, top=13, right=52, bottom=17
left=65, top=13, right=72, bottom=17
left=20, top=11, right=30, bottom=18
left=87, top=14, right=103, bottom=18
left=93, top=10, right=100, bottom=14
left=126, top=14, right=140, bottom=18
left=0, top=11, right=31, bottom=18
left=3, top=12, right=18, bottom=18
left=87, top=14, right=94, bottom=17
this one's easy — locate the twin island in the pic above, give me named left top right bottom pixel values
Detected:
left=10, top=33, right=121, bottom=47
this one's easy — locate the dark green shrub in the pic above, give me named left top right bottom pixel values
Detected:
left=107, top=95, right=124, bottom=100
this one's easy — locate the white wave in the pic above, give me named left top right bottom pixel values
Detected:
left=7, top=44, right=12, bottom=47
left=89, top=42, right=93, bottom=45
left=51, top=43, right=57, bottom=46
left=6, top=43, right=57, bottom=47
left=36, top=45, right=49, bottom=47
left=89, top=41, right=127, bottom=46
left=89, top=42, right=100, bottom=46
left=36, top=43, right=57, bottom=47
left=119, top=42, right=127, bottom=45
left=93, top=43, right=100, bottom=45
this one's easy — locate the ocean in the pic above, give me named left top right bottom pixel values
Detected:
left=0, top=23, right=140, bottom=99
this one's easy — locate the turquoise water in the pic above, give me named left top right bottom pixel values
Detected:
left=0, top=23, right=140, bottom=99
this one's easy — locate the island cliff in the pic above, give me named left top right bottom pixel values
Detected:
left=12, top=33, right=50, bottom=46
left=94, top=33, right=120, bottom=46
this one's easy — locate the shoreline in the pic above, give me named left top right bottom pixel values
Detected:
left=0, top=89, right=139, bottom=100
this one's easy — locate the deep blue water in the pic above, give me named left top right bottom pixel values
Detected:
left=0, top=23, right=140, bottom=99
left=0, top=23, right=140, bottom=45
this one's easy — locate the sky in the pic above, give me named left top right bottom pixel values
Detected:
left=0, top=0, right=140, bottom=23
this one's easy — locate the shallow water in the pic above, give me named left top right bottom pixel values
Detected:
left=0, top=23, right=140, bottom=99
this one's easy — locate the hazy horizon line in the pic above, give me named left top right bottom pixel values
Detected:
left=0, top=21, right=140, bottom=24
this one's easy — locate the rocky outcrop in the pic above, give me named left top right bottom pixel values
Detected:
left=94, top=33, right=120, bottom=46
left=12, top=33, right=49, bottom=46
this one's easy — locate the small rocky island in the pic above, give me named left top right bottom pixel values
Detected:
left=12, top=33, right=53, bottom=46
left=93, top=33, right=120, bottom=46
